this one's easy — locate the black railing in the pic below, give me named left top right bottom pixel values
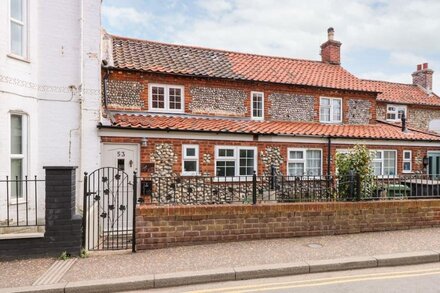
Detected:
left=0, top=176, right=45, bottom=228
left=136, top=173, right=440, bottom=206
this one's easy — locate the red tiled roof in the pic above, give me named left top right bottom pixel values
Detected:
left=110, top=34, right=375, bottom=92
left=110, top=113, right=440, bottom=141
left=362, top=79, right=440, bottom=106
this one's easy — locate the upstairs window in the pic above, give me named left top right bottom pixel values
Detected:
left=215, top=146, right=257, bottom=177
left=251, top=91, right=264, bottom=120
left=386, top=105, right=407, bottom=122
left=10, top=0, right=28, bottom=58
left=287, top=149, right=322, bottom=177
left=182, top=145, right=199, bottom=175
left=320, top=97, right=342, bottom=123
left=149, top=84, right=184, bottom=113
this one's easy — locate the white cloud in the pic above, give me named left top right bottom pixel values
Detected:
left=389, top=52, right=427, bottom=67
left=102, top=6, right=152, bottom=30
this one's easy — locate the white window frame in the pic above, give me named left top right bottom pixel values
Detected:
left=148, top=84, right=185, bottom=113
left=181, top=144, right=199, bottom=176
left=386, top=104, right=407, bottom=122
left=319, top=97, right=342, bottom=123
left=251, top=91, right=264, bottom=120
left=214, top=146, right=257, bottom=179
left=10, top=112, right=28, bottom=201
left=287, top=148, right=323, bottom=177
left=8, top=0, right=29, bottom=60
left=371, top=150, right=397, bottom=177
left=402, top=150, right=412, bottom=173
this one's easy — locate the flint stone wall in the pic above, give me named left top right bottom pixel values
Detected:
left=268, top=93, right=314, bottom=121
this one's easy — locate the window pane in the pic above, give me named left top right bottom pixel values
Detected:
left=184, top=161, right=197, bottom=173
left=11, top=158, right=23, bottom=198
left=11, top=0, right=23, bottom=21
left=403, top=162, right=411, bottom=171
left=186, top=147, right=196, bottom=157
left=404, top=151, right=411, bottom=160
left=306, top=150, right=321, bottom=176
left=373, top=162, right=382, bottom=176
left=383, top=151, right=396, bottom=176
left=239, top=149, right=254, bottom=176
left=151, top=86, right=165, bottom=109
left=11, top=115, right=22, bottom=154
left=332, top=99, right=341, bottom=121
left=11, top=22, right=23, bottom=56
left=216, top=161, right=235, bottom=176
left=169, top=87, right=182, bottom=110
left=320, top=98, right=330, bottom=106
left=320, top=107, right=330, bottom=122
left=288, top=163, right=304, bottom=176
left=252, top=93, right=263, bottom=118
left=289, top=150, right=303, bottom=159
left=219, top=149, right=234, bottom=157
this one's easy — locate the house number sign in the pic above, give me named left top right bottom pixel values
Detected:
left=117, top=151, right=125, bottom=157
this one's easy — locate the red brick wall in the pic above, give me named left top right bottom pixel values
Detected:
left=106, top=70, right=377, bottom=123
left=136, top=200, right=440, bottom=250
left=101, top=136, right=435, bottom=177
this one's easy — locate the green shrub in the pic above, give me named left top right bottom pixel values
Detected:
left=335, top=145, right=375, bottom=199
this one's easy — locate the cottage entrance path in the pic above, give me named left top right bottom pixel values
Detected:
left=2, top=227, right=440, bottom=290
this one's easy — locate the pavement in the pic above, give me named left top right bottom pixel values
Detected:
left=2, top=228, right=440, bottom=292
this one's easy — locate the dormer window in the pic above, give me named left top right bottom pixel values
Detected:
left=149, top=84, right=184, bottom=113
left=320, top=97, right=342, bottom=123
left=386, top=105, right=406, bottom=122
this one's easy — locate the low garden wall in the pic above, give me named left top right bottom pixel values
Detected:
left=136, top=200, right=440, bottom=250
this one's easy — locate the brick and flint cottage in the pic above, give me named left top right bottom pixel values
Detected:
left=98, top=28, right=440, bottom=183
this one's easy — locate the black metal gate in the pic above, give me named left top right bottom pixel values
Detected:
left=82, top=167, right=137, bottom=252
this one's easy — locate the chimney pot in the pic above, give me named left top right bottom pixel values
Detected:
left=423, top=63, right=428, bottom=69
left=327, top=27, right=335, bottom=40
left=417, top=64, right=422, bottom=71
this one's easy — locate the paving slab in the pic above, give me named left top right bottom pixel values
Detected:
left=234, top=262, right=309, bottom=280
left=374, top=251, right=440, bottom=267
left=308, top=256, right=377, bottom=273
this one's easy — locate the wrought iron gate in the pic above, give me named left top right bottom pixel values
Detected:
left=82, top=167, right=137, bottom=252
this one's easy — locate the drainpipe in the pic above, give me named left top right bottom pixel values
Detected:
left=327, top=137, right=332, bottom=177
left=102, top=64, right=110, bottom=111
left=401, top=112, right=408, bottom=133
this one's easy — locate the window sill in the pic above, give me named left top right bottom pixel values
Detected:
left=319, top=121, right=342, bottom=124
left=7, top=53, right=30, bottom=63
left=9, top=199, right=27, bottom=205
left=0, top=232, right=44, bottom=240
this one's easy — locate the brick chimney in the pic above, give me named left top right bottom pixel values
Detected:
left=320, top=27, right=342, bottom=65
left=412, top=63, right=434, bottom=93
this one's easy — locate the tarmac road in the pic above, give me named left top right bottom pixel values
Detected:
left=137, top=262, right=440, bottom=293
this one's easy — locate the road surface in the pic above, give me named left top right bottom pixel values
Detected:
left=131, top=262, right=440, bottom=293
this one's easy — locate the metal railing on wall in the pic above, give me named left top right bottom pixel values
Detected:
left=0, top=176, right=45, bottom=228
left=135, top=172, right=440, bottom=206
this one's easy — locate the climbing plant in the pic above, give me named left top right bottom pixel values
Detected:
left=335, top=144, right=375, bottom=199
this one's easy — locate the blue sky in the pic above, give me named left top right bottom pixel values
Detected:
left=102, top=0, right=440, bottom=92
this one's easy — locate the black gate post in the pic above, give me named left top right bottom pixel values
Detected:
left=82, top=172, right=88, bottom=249
left=252, top=171, right=257, bottom=205
left=132, top=171, right=137, bottom=253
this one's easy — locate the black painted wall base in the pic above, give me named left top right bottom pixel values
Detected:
left=0, top=167, right=82, bottom=260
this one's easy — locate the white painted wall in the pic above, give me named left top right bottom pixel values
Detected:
left=0, top=0, right=102, bottom=215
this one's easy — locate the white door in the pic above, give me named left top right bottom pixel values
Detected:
left=102, top=144, right=139, bottom=175
left=100, top=144, right=139, bottom=233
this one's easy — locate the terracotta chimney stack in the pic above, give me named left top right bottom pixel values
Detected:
left=412, top=63, right=434, bottom=93
left=320, top=27, right=341, bottom=65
